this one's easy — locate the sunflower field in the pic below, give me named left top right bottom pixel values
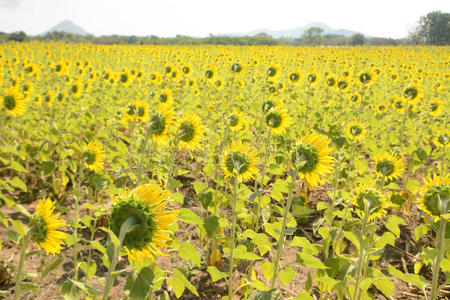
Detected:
left=0, top=42, right=449, bottom=300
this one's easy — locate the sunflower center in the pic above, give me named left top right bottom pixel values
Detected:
left=289, top=72, right=300, bottom=82
left=265, top=111, right=282, bottom=128
left=267, top=67, right=277, bottom=77
left=359, top=72, right=371, bottom=84
left=429, top=102, right=438, bottom=111
left=120, top=73, right=129, bottom=83
left=182, top=66, right=190, bottom=74
left=423, top=185, right=450, bottom=216
left=83, top=150, right=97, bottom=165
left=307, top=74, right=316, bottom=83
left=395, top=101, right=404, bottom=109
left=378, top=105, right=386, bottom=111
left=291, top=144, right=319, bottom=173
left=3, top=95, right=16, bottom=110
left=376, top=160, right=395, bottom=177
left=205, top=70, right=214, bottom=79
left=110, top=198, right=157, bottom=250
left=179, top=122, right=195, bottom=142
left=225, top=151, right=250, bottom=175
left=337, top=80, right=348, bottom=90
left=228, top=114, right=239, bottom=127
left=71, top=84, right=78, bottom=94
left=262, top=100, right=275, bottom=113
left=137, top=107, right=145, bottom=117
left=326, top=77, right=336, bottom=87
left=356, top=189, right=383, bottom=214
left=403, top=87, right=418, bottom=100
left=350, top=95, right=359, bottom=102
left=231, top=63, right=242, bottom=73
left=438, top=133, right=449, bottom=146
left=350, top=125, right=362, bottom=136
left=149, top=114, right=166, bottom=136
left=29, top=215, right=48, bottom=243
left=127, top=104, right=137, bottom=115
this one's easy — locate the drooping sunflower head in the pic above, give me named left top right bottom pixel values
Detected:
left=291, top=134, right=334, bottom=187
left=222, top=141, right=258, bottom=182
left=351, top=185, right=389, bottom=221
left=177, top=114, right=204, bottom=151
left=417, top=174, right=450, bottom=218
left=434, top=129, right=449, bottom=149
left=82, top=141, right=105, bottom=172
left=372, top=153, right=404, bottom=181
left=346, top=120, right=366, bottom=141
left=110, top=184, right=179, bottom=263
left=29, top=198, right=66, bottom=255
left=2, top=86, right=26, bottom=117
left=265, top=107, right=291, bottom=134
left=148, top=103, right=175, bottom=145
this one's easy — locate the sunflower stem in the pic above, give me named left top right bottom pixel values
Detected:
left=254, top=128, right=271, bottom=233
left=270, top=167, right=297, bottom=289
left=353, top=202, right=370, bottom=300
left=430, top=214, right=446, bottom=300
left=73, top=163, right=84, bottom=280
left=102, top=216, right=138, bottom=300
left=13, top=237, right=28, bottom=300
left=228, top=176, right=238, bottom=300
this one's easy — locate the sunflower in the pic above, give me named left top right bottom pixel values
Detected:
left=158, top=88, right=173, bottom=105
left=43, top=90, right=54, bottom=106
left=82, top=141, right=105, bottom=172
left=351, top=185, right=389, bottom=221
left=337, top=78, right=350, bottom=91
left=372, top=153, right=404, bottom=181
left=148, top=103, right=175, bottom=145
left=291, top=134, right=334, bottom=187
left=348, top=92, right=361, bottom=105
left=182, top=64, right=193, bottom=76
left=288, top=71, right=301, bottom=85
left=428, top=99, right=443, bottom=117
left=118, top=68, right=133, bottom=87
left=177, top=114, right=204, bottom=151
left=227, top=109, right=246, bottom=132
left=133, top=100, right=150, bottom=123
left=267, top=66, right=280, bottom=80
left=110, top=184, right=179, bottom=263
left=222, top=141, right=258, bottom=182
left=265, top=107, right=291, bottom=135
left=403, top=84, right=421, bottom=101
left=376, top=102, right=388, bottom=114
left=28, top=198, right=66, bottom=255
left=434, top=129, right=449, bottom=148
left=358, top=70, right=375, bottom=86
left=346, top=120, right=366, bottom=141
left=306, top=72, right=320, bottom=86
left=392, top=97, right=406, bottom=112
left=417, top=174, right=449, bottom=218
left=325, top=74, right=337, bottom=88
left=2, top=86, right=26, bottom=117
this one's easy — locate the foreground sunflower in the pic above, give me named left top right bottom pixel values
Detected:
left=148, top=103, right=175, bottom=145
left=291, top=134, right=334, bottom=187
left=351, top=185, right=389, bottom=221
left=29, top=198, right=67, bottom=255
left=82, top=141, right=105, bottom=172
left=227, top=109, right=246, bottom=132
left=2, top=86, right=26, bottom=117
left=110, top=184, right=179, bottom=263
left=222, top=141, right=258, bottom=182
left=265, top=107, right=291, bottom=135
left=346, top=120, right=366, bottom=141
left=177, top=113, right=204, bottom=151
left=372, top=153, right=404, bottom=181
left=417, top=174, right=449, bottom=218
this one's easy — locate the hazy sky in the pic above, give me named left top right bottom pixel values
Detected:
left=0, top=0, right=449, bottom=38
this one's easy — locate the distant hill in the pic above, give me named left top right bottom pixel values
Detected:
left=42, top=20, right=89, bottom=36
left=223, top=22, right=365, bottom=38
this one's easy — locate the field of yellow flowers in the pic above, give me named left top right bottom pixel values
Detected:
left=0, top=42, right=449, bottom=299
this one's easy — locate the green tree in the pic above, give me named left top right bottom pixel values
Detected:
left=349, top=33, right=365, bottom=45
left=302, top=27, right=324, bottom=45
left=413, top=11, right=450, bottom=45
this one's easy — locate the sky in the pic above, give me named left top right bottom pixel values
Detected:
left=0, top=0, right=449, bottom=38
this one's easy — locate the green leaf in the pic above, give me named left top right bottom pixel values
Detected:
left=233, top=245, right=262, bottom=261
left=171, top=192, right=184, bottom=204
left=179, top=242, right=201, bottom=267
left=406, top=179, right=420, bottom=195
left=42, top=257, right=63, bottom=279
left=414, top=224, right=429, bottom=241
left=79, top=261, right=97, bottom=280
left=198, top=191, right=213, bottom=209
left=261, top=262, right=274, bottom=282
left=42, top=161, right=56, bottom=176
left=167, top=276, right=185, bottom=298
left=179, top=208, right=202, bottom=225
left=290, top=237, right=319, bottom=255
left=10, top=161, right=26, bottom=173
left=128, top=267, right=154, bottom=300
left=60, top=280, right=82, bottom=300
left=9, top=177, right=27, bottom=192
left=385, top=215, right=406, bottom=238
left=296, top=253, right=327, bottom=269
left=15, top=204, right=31, bottom=217
left=278, top=267, right=296, bottom=286
left=292, top=291, right=314, bottom=300
left=12, top=220, right=26, bottom=237
left=387, top=265, right=426, bottom=290
left=249, top=280, right=269, bottom=291
left=20, top=283, right=39, bottom=291
left=203, top=216, right=219, bottom=238
left=5, top=230, right=19, bottom=244
left=193, top=181, right=207, bottom=194
left=174, top=268, right=198, bottom=296
left=207, top=266, right=227, bottom=282
left=247, top=288, right=282, bottom=299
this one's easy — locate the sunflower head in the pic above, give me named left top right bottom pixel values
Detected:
left=291, top=134, right=334, bottom=187
left=376, top=102, right=388, bottom=114
left=372, top=153, right=404, bottom=181
left=337, top=79, right=349, bottom=90
left=228, top=109, right=246, bottom=132
left=177, top=114, right=204, bottom=151
left=358, top=70, right=375, bottom=86
left=82, top=141, right=105, bottom=172
left=434, top=129, right=449, bottom=148
left=231, top=63, right=243, bottom=74
left=346, top=120, right=366, bottom=141
left=265, top=107, right=290, bottom=134
left=149, top=104, right=174, bottom=145
left=351, top=185, right=389, bottom=221
left=348, top=92, right=361, bottom=105
left=417, top=174, right=450, bottom=217
left=222, top=141, right=258, bottom=182
left=29, top=198, right=66, bottom=255
left=289, top=71, right=301, bottom=85
left=428, top=99, right=443, bottom=116
left=110, top=184, right=178, bottom=263
left=2, top=86, right=26, bottom=117
left=403, top=84, right=420, bottom=101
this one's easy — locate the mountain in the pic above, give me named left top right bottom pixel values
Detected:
left=42, top=20, right=89, bottom=36
left=223, top=22, right=364, bottom=38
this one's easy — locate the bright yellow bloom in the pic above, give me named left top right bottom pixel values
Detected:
left=222, top=141, right=259, bottom=182
left=82, top=141, right=105, bottom=172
